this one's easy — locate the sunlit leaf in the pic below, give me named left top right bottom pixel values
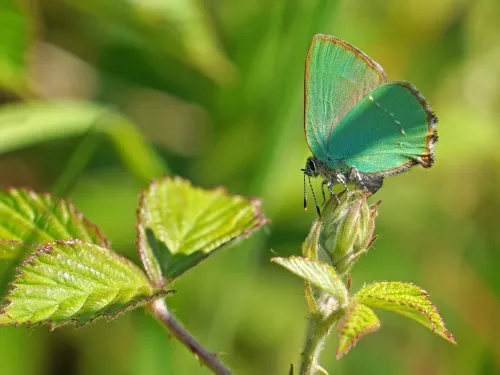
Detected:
left=355, top=281, right=456, bottom=344
left=0, top=101, right=167, bottom=182
left=0, top=188, right=109, bottom=259
left=336, top=302, right=379, bottom=358
left=138, top=176, right=268, bottom=285
left=0, top=240, right=169, bottom=329
left=271, top=256, right=348, bottom=307
left=0, top=0, right=30, bottom=95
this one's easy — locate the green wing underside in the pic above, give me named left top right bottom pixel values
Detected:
left=305, top=35, right=386, bottom=161
left=325, top=82, right=434, bottom=174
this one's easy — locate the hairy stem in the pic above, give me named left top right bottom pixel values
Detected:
left=299, top=310, right=343, bottom=375
left=300, top=318, right=327, bottom=375
left=149, top=298, right=233, bottom=375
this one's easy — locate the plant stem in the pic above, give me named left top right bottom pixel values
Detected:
left=299, top=311, right=343, bottom=375
left=300, top=318, right=327, bottom=375
left=149, top=298, right=233, bottom=375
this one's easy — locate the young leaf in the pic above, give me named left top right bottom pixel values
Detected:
left=0, top=188, right=109, bottom=259
left=137, top=176, right=268, bottom=285
left=355, top=281, right=456, bottom=344
left=336, top=302, right=380, bottom=359
left=271, top=256, right=348, bottom=307
left=0, top=240, right=169, bottom=329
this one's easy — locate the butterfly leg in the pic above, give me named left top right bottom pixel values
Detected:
left=321, top=180, right=328, bottom=205
left=336, top=172, right=349, bottom=192
left=348, top=167, right=368, bottom=191
left=326, top=180, right=340, bottom=203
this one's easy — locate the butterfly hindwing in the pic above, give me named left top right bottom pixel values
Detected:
left=325, top=81, right=437, bottom=175
left=304, top=35, right=387, bottom=162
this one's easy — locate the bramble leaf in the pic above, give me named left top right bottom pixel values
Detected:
left=0, top=240, right=169, bottom=329
left=0, top=188, right=109, bottom=259
left=137, top=176, right=268, bottom=285
left=271, top=256, right=348, bottom=307
left=355, top=281, right=455, bottom=344
left=336, top=302, right=379, bottom=358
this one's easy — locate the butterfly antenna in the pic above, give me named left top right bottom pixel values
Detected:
left=303, top=174, right=308, bottom=211
left=308, top=177, right=321, bottom=217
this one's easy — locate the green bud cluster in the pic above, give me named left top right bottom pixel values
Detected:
left=319, top=191, right=379, bottom=277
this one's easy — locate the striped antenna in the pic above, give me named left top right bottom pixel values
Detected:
left=303, top=174, right=308, bottom=211
left=308, top=177, right=321, bottom=217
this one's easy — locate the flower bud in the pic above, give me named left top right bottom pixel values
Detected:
left=319, top=191, right=379, bottom=277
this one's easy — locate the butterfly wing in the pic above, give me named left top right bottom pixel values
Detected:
left=304, top=35, right=387, bottom=161
left=325, top=81, right=438, bottom=175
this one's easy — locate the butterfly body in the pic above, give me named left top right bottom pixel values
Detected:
left=303, top=156, right=385, bottom=194
left=303, top=34, right=437, bottom=200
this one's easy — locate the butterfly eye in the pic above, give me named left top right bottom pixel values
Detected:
left=308, top=158, right=316, bottom=173
left=304, top=158, right=319, bottom=177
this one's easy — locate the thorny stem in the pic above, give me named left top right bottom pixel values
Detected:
left=299, top=310, right=344, bottom=375
left=150, top=298, right=233, bottom=375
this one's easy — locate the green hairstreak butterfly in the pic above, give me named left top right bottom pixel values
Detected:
left=302, top=34, right=438, bottom=215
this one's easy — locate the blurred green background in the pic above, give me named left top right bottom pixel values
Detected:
left=0, top=0, right=499, bottom=374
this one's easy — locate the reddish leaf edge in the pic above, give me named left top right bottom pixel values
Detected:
left=136, top=175, right=270, bottom=287
left=335, top=302, right=380, bottom=359
left=0, top=239, right=175, bottom=330
left=357, top=281, right=456, bottom=344
left=0, top=290, right=175, bottom=331
left=0, top=187, right=111, bottom=249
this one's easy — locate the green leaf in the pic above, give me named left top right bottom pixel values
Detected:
left=271, top=256, right=348, bottom=307
left=355, top=281, right=456, bottom=344
left=138, top=176, right=268, bottom=285
left=0, top=0, right=30, bottom=95
left=336, top=302, right=380, bottom=359
left=0, top=240, right=169, bottom=329
left=0, top=101, right=167, bottom=183
left=0, top=188, right=109, bottom=259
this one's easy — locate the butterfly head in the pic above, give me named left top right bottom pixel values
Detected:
left=302, top=157, right=319, bottom=178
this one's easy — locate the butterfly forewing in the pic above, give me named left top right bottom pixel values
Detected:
left=304, top=35, right=387, bottom=161
left=326, top=81, right=437, bottom=175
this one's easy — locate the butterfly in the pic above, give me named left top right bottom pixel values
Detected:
left=302, top=34, right=438, bottom=215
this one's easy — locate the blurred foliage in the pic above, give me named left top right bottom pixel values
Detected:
left=0, top=0, right=499, bottom=374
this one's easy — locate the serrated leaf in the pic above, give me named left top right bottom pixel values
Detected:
left=0, top=188, right=109, bottom=259
left=0, top=101, right=166, bottom=182
left=138, top=176, right=268, bottom=285
left=0, top=240, right=168, bottom=329
left=271, top=256, right=348, bottom=307
left=0, top=0, right=30, bottom=95
left=355, top=281, right=455, bottom=343
left=336, top=302, right=380, bottom=358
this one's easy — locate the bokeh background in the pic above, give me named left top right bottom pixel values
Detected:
left=0, top=0, right=499, bottom=374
